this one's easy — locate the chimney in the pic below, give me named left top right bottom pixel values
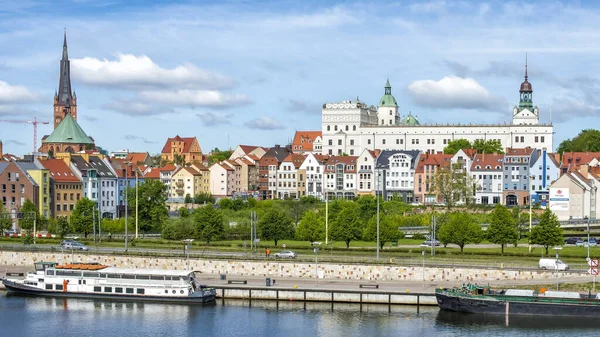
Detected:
left=482, top=151, right=485, bottom=161
left=580, top=164, right=589, bottom=177
left=0, top=140, right=3, bottom=160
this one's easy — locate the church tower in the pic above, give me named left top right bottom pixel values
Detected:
left=53, top=30, right=77, bottom=129
left=512, top=55, right=539, bottom=125
left=377, top=79, right=400, bottom=126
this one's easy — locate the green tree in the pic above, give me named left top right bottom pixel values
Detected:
left=55, top=216, right=71, bottom=239
left=179, top=207, right=189, bottom=217
left=184, top=194, right=193, bottom=204
left=487, top=204, right=518, bottom=253
left=126, top=179, right=168, bottom=233
left=258, top=208, right=294, bottom=246
left=173, top=153, right=187, bottom=166
left=194, top=204, right=224, bottom=244
left=162, top=217, right=196, bottom=241
left=194, top=193, right=215, bottom=204
left=0, top=203, right=12, bottom=234
left=208, top=148, right=233, bottom=165
left=531, top=209, right=564, bottom=255
left=557, top=129, right=600, bottom=153
left=443, top=139, right=472, bottom=154
left=433, top=163, right=475, bottom=208
left=362, top=214, right=404, bottom=249
left=71, top=198, right=96, bottom=238
left=437, top=212, right=484, bottom=253
left=330, top=201, right=364, bottom=248
left=219, top=198, right=234, bottom=210
left=296, top=211, right=324, bottom=243
left=18, top=199, right=38, bottom=232
left=472, top=139, right=504, bottom=154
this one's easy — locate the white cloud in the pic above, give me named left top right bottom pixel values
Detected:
left=407, top=76, right=506, bottom=110
left=72, top=54, right=234, bottom=89
left=263, top=6, right=362, bottom=28
left=196, top=112, right=231, bottom=126
left=104, top=98, right=174, bottom=116
left=285, top=98, right=321, bottom=115
left=0, top=81, right=39, bottom=103
left=140, top=89, right=251, bottom=108
left=245, top=116, right=284, bottom=130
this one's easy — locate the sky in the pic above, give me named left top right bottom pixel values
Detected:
left=1, top=0, right=600, bottom=156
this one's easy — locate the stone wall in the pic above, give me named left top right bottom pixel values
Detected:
left=0, top=251, right=583, bottom=283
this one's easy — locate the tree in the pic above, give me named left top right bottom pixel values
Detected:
left=179, top=207, right=189, bottom=217
left=219, top=198, right=234, bottom=210
left=208, top=148, right=233, bottom=166
left=194, top=193, right=215, bottom=204
left=557, top=129, right=600, bottom=153
left=296, top=211, right=324, bottom=243
left=258, top=208, right=294, bottom=246
left=433, top=163, right=475, bottom=208
left=18, top=199, right=39, bottom=232
left=531, top=209, right=564, bottom=255
left=487, top=204, right=518, bottom=253
left=0, top=203, right=12, bottom=234
left=194, top=204, right=224, bottom=244
left=55, top=216, right=71, bottom=239
left=126, top=179, right=168, bottom=233
left=150, top=154, right=167, bottom=168
left=330, top=201, right=364, bottom=248
left=284, top=198, right=308, bottom=225
left=437, top=212, right=483, bottom=253
left=472, top=139, right=504, bottom=154
left=162, top=217, right=196, bottom=241
left=71, top=198, right=96, bottom=238
left=173, top=153, right=187, bottom=166
left=184, top=194, right=193, bottom=204
left=362, top=214, right=404, bottom=249
left=443, top=139, right=472, bottom=154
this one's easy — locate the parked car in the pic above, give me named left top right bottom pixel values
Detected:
left=61, top=241, right=89, bottom=251
left=274, top=250, right=297, bottom=259
left=539, top=258, right=569, bottom=271
left=423, top=240, right=441, bottom=247
left=576, top=239, right=586, bottom=247
left=589, top=239, right=598, bottom=247
left=564, top=237, right=579, bottom=245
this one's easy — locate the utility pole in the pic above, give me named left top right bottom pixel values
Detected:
left=376, top=168, right=380, bottom=261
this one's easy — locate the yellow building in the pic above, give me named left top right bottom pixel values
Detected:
left=15, top=160, right=50, bottom=219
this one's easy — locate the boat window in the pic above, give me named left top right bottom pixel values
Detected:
left=35, top=264, right=44, bottom=272
left=94, top=286, right=101, bottom=292
left=107, top=274, right=121, bottom=279
left=115, top=287, right=123, bottom=293
left=104, top=287, right=112, bottom=293
left=83, top=272, right=98, bottom=278
left=180, top=290, right=184, bottom=294
left=56, top=285, right=63, bottom=291
left=151, top=276, right=164, bottom=281
left=172, top=290, right=176, bottom=294
left=136, top=289, right=145, bottom=294
left=46, top=270, right=55, bottom=276
left=56, top=270, right=80, bottom=277
left=126, top=288, right=134, bottom=294
left=136, top=275, right=150, bottom=280
left=46, top=284, right=52, bottom=290
left=121, top=274, right=135, bottom=279
left=99, top=273, right=107, bottom=278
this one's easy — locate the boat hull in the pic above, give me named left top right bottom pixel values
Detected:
left=2, top=279, right=216, bottom=304
left=436, top=292, right=600, bottom=318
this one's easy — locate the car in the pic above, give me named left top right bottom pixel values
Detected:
left=564, top=237, right=579, bottom=245
left=61, top=241, right=89, bottom=251
left=589, top=239, right=598, bottom=247
left=274, top=250, right=297, bottom=259
left=576, top=239, right=586, bottom=247
left=423, top=240, right=441, bottom=247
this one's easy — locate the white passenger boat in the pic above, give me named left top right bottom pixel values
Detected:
left=1, top=262, right=216, bottom=303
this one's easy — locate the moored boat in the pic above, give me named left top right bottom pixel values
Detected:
left=1, top=262, right=216, bottom=304
left=436, top=284, right=600, bottom=317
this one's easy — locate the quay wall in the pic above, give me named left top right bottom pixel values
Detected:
left=0, top=251, right=583, bottom=283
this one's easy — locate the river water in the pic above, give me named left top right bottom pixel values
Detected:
left=0, top=293, right=597, bottom=337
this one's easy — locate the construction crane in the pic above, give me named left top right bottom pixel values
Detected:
left=0, top=117, right=50, bottom=153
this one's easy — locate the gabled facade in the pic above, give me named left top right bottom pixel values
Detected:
left=502, top=147, right=539, bottom=206
left=413, top=152, right=452, bottom=204
left=470, top=153, right=504, bottom=205
left=40, top=159, right=82, bottom=219
left=0, top=162, right=40, bottom=230
left=258, top=145, right=292, bottom=199
left=229, top=145, right=267, bottom=161
left=190, top=164, right=211, bottom=195
left=277, top=153, right=305, bottom=199
left=375, top=150, right=420, bottom=202
left=170, top=166, right=202, bottom=201
left=222, top=160, right=243, bottom=196
left=559, top=152, right=600, bottom=175
left=529, top=148, right=560, bottom=206
left=209, top=163, right=234, bottom=197
left=108, top=158, right=145, bottom=217
left=291, top=131, right=322, bottom=154
left=550, top=171, right=597, bottom=221
left=299, top=153, right=327, bottom=200
left=234, top=157, right=258, bottom=192
left=356, top=149, right=378, bottom=196
left=88, top=156, right=118, bottom=219
left=324, top=156, right=358, bottom=199
left=161, top=136, right=202, bottom=164
left=15, top=160, right=51, bottom=219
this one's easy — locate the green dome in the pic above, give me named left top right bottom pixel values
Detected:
left=379, top=79, right=398, bottom=107
left=401, top=113, right=420, bottom=126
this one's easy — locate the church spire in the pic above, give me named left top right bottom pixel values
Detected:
left=54, top=29, right=77, bottom=129
left=62, top=29, right=69, bottom=60
left=519, top=54, right=533, bottom=110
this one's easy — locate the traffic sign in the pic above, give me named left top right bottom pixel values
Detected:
left=589, top=259, right=599, bottom=267
left=588, top=267, right=599, bottom=275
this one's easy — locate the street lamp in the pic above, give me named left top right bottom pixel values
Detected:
left=420, top=244, right=427, bottom=288
left=124, top=161, right=130, bottom=252
left=529, top=175, right=534, bottom=253
left=554, top=246, right=563, bottom=291
left=376, top=166, right=380, bottom=261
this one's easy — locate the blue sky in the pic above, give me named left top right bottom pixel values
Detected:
left=1, top=0, right=599, bottom=156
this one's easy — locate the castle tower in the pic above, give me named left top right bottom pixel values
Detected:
left=53, top=30, right=77, bottom=129
left=512, top=55, right=539, bottom=125
left=377, top=79, right=400, bottom=126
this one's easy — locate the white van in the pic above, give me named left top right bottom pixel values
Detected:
left=539, top=258, right=569, bottom=271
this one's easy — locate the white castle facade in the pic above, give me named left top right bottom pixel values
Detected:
left=321, top=68, right=553, bottom=156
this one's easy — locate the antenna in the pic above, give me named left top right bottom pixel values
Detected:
left=549, top=107, right=552, bottom=123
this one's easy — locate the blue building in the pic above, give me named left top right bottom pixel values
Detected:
left=529, top=148, right=560, bottom=207
left=109, top=158, right=145, bottom=218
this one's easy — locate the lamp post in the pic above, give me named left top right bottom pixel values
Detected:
left=554, top=246, right=562, bottom=291
left=529, top=175, right=533, bottom=253
left=420, top=244, right=427, bottom=288
left=325, top=186, right=328, bottom=245
left=124, top=162, right=130, bottom=252
left=376, top=167, right=380, bottom=261
left=135, top=169, right=139, bottom=240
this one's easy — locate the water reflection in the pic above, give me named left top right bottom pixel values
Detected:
left=436, top=310, right=599, bottom=330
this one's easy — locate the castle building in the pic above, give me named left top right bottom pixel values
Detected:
left=321, top=64, right=553, bottom=156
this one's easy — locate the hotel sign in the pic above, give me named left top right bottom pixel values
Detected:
left=549, top=188, right=569, bottom=211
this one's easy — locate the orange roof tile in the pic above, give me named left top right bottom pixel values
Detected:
left=282, top=153, right=306, bottom=168
left=144, top=168, right=161, bottom=179
left=125, top=152, right=149, bottom=165
left=159, top=164, right=177, bottom=172
left=505, top=147, right=535, bottom=156
left=161, top=136, right=199, bottom=154
left=40, top=159, right=81, bottom=183
left=562, top=152, right=600, bottom=170
left=415, top=153, right=452, bottom=173
left=470, top=153, right=504, bottom=171
left=292, top=131, right=322, bottom=152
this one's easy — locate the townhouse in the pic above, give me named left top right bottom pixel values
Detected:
left=413, top=152, right=452, bottom=204
left=291, top=131, right=323, bottom=154
left=357, top=149, right=378, bottom=196
left=375, top=150, right=420, bottom=202
left=470, top=153, right=504, bottom=205
left=258, top=145, right=292, bottom=200
left=0, top=161, right=41, bottom=229
left=299, top=153, right=328, bottom=200
left=277, top=153, right=305, bottom=199
left=324, top=156, right=358, bottom=199
left=529, top=148, right=560, bottom=206
left=502, top=147, right=539, bottom=206
left=40, top=159, right=83, bottom=219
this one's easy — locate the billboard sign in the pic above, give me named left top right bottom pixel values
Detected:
left=549, top=188, right=569, bottom=211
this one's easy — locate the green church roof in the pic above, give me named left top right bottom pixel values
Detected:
left=44, top=114, right=93, bottom=144
left=401, top=113, right=420, bottom=126
left=379, top=79, right=398, bottom=107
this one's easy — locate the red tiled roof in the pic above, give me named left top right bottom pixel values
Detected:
left=247, top=154, right=260, bottom=161
left=561, top=152, right=600, bottom=170
left=461, top=148, right=477, bottom=159
left=313, top=154, right=329, bottom=163
left=470, top=153, right=504, bottom=171
left=236, top=158, right=255, bottom=166
left=125, top=152, right=149, bottom=165
left=161, top=136, right=199, bottom=154
left=238, top=145, right=262, bottom=154
left=109, top=158, right=141, bottom=178
left=40, top=159, right=81, bottom=183
left=282, top=153, right=306, bottom=168
left=292, top=131, right=322, bottom=152
left=144, top=168, right=161, bottom=179
left=415, top=153, right=452, bottom=173
left=325, top=156, right=358, bottom=173
left=159, top=164, right=177, bottom=172
left=505, top=147, right=534, bottom=156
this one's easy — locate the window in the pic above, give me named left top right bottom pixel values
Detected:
left=382, top=139, right=386, bottom=145
left=104, top=287, right=112, bottom=293
left=126, top=288, right=134, bottom=294
left=136, top=288, right=145, bottom=294
left=327, top=125, right=330, bottom=131
left=353, top=125, right=356, bottom=131
left=367, top=139, right=371, bottom=145
left=515, top=136, right=519, bottom=143
left=520, top=136, right=524, bottom=142
left=115, top=287, right=123, bottom=293
left=334, top=125, right=338, bottom=131
left=535, top=136, right=539, bottom=142
left=328, top=140, right=332, bottom=146
left=338, top=140, right=342, bottom=145
left=541, top=136, right=545, bottom=142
